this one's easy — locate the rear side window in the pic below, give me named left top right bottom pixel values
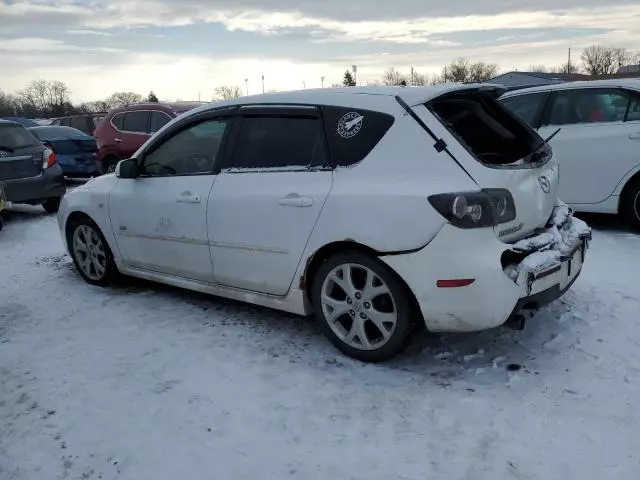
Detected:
left=500, top=92, right=548, bottom=126
left=322, top=107, right=394, bottom=166
left=231, top=116, right=327, bottom=169
left=60, top=118, right=70, bottom=127
left=0, top=124, right=39, bottom=149
left=546, top=88, right=637, bottom=126
left=122, top=111, right=149, bottom=133
left=111, top=113, right=124, bottom=130
left=429, top=93, right=541, bottom=166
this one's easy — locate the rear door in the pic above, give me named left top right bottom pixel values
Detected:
left=0, top=123, right=43, bottom=182
left=408, top=88, right=558, bottom=242
left=208, top=106, right=333, bottom=295
left=537, top=87, right=640, bottom=205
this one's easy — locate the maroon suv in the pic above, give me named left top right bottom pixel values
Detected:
left=94, top=101, right=205, bottom=173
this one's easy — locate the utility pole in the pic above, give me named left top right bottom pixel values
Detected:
left=411, top=66, right=414, bottom=86
left=568, top=48, right=572, bottom=74
left=245, top=78, right=248, bottom=96
left=197, top=91, right=201, bottom=101
left=261, top=75, right=265, bottom=94
left=321, top=76, right=325, bottom=88
left=303, top=80, right=306, bottom=89
left=352, top=65, right=358, bottom=85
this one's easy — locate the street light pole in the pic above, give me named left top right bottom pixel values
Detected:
left=261, top=75, right=265, bottom=94
left=352, top=65, right=358, bottom=85
left=321, top=76, right=325, bottom=88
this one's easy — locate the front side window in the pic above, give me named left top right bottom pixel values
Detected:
left=546, top=89, right=633, bottom=126
left=141, top=118, right=229, bottom=176
left=231, top=116, right=327, bottom=169
left=500, top=92, right=548, bottom=126
left=150, top=111, right=172, bottom=133
left=122, top=111, right=149, bottom=133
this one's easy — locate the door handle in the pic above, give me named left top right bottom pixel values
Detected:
left=278, top=194, right=313, bottom=207
left=176, top=191, right=201, bottom=203
left=114, top=138, right=122, bottom=143
left=630, top=133, right=640, bottom=140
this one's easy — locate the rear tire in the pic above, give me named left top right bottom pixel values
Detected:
left=42, top=197, right=61, bottom=214
left=621, top=179, right=640, bottom=231
left=311, top=251, right=415, bottom=362
left=67, top=217, right=119, bottom=286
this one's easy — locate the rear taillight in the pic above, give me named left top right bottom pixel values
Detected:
left=42, top=148, right=56, bottom=168
left=428, top=189, right=516, bottom=228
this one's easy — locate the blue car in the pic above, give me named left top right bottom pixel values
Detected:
left=28, top=126, right=100, bottom=177
left=0, top=116, right=38, bottom=127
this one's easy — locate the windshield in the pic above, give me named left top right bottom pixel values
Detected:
left=0, top=124, right=39, bottom=150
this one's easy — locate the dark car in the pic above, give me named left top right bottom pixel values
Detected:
left=51, top=113, right=105, bottom=136
left=94, top=102, right=205, bottom=173
left=0, top=116, right=38, bottom=127
left=28, top=126, right=99, bottom=178
left=0, top=120, right=66, bottom=213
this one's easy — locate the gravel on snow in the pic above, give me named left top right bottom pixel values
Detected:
left=1, top=206, right=640, bottom=480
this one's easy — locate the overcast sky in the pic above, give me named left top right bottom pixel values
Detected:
left=1, top=0, right=639, bottom=103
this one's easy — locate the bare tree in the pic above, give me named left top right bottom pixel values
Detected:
left=529, top=65, right=548, bottom=73
left=213, top=85, right=242, bottom=101
left=107, top=91, right=143, bottom=108
left=411, top=71, right=428, bottom=86
left=441, top=58, right=498, bottom=83
left=580, top=45, right=628, bottom=75
left=381, top=68, right=407, bottom=86
left=15, top=79, right=71, bottom=116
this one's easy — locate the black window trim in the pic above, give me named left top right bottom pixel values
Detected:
left=540, top=86, right=639, bottom=127
left=222, top=106, right=331, bottom=173
left=136, top=107, right=236, bottom=178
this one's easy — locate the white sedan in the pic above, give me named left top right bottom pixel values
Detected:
left=501, top=79, right=640, bottom=229
left=58, top=85, right=590, bottom=361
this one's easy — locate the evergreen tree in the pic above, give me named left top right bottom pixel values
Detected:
left=147, top=91, right=159, bottom=102
left=343, top=70, right=356, bottom=87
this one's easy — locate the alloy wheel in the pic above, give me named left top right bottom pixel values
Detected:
left=320, top=263, right=398, bottom=351
left=72, top=225, right=107, bottom=281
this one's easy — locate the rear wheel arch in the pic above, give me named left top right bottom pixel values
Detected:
left=619, top=170, right=640, bottom=210
left=303, top=241, right=423, bottom=324
left=619, top=172, right=640, bottom=229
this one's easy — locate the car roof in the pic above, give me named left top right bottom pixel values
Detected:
left=502, top=78, right=640, bottom=97
left=187, top=83, right=504, bottom=116
left=0, top=119, right=22, bottom=126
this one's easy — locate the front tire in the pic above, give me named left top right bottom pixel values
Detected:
left=311, top=252, right=415, bottom=362
left=67, top=217, right=119, bottom=286
left=102, top=156, right=120, bottom=174
left=622, top=179, right=640, bottom=231
left=42, top=197, right=61, bottom=214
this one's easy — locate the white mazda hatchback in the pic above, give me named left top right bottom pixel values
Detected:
left=58, top=85, right=591, bottom=361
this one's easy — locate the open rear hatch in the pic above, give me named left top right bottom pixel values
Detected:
left=0, top=123, right=43, bottom=182
left=401, top=85, right=559, bottom=243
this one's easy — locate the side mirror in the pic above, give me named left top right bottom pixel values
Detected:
left=116, top=158, right=140, bottom=179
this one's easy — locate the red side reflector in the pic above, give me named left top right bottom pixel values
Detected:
left=436, top=279, right=476, bottom=288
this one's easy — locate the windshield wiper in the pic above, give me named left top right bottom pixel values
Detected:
left=529, top=127, right=561, bottom=163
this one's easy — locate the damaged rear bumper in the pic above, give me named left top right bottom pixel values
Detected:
left=503, top=202, right=591, bottom=316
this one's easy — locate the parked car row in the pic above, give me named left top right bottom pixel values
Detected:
left=58, top=85, right=591, bottom=361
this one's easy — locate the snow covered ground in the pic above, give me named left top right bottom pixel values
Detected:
left=1, top=204, right=640, bottom=480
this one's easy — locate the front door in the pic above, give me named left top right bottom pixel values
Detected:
left=538, top=87, right=640, bottom=205
left=109, top=117, right=231, bottom=281
left=208, top=108, right=333, bottom=296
